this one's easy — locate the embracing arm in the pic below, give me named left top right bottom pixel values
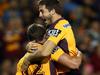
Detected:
left=40, top=40, right=56, bottom=56
left=25, top=40, right=56, bottom=61
left=57, top=51, right=82, bottom=69
left=51, top=48, right=83, bottom=69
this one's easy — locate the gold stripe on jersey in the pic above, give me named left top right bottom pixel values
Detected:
left=51, top=48, right=64, bottom=61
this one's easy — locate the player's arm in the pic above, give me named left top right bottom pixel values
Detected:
left=16, top=52, right=37, bottom=73
left=27, top=21, right=77, bottom=59
left=25, top=40, right=56, bottom=61
left=59, top=52, right=82, bottom=69
left=51, top=48, right=82, bottom=69
left=26, top=28, right=66, bottom=59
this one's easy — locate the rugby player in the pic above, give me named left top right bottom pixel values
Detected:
left=18, top=0, right=82, bottom=74
left=16, top=22, right=82, bottom=75
left=25, top=0, right=82, bottom=67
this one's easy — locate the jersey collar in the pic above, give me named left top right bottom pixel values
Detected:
left=49, top=17, right=64, bottom=28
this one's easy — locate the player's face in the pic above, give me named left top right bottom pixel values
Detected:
left=39, top=5, right=52, bottom=24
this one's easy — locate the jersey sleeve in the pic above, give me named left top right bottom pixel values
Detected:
left=47, top=20, right=70, bottom=45
left=48, top=20, right=78, bottom=56
left=51, top=47, right=64, bottom=61
left=64, top=27, right=78, bottom=56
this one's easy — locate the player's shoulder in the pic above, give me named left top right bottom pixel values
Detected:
left=55, top=19, right=71, bottom=30
left=59, top=19, right=69, bottom=24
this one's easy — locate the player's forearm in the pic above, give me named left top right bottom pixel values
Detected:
left=26, top=41, right=56, bottom=61
left=72, top=51, right=82, bottom=68
left=40, top=40, right=56, bottom=57
left=16, top=54, right=31, bottom=72
left=28, top=41, right=56, bottom=58
left=25, top=51, right=46, bottom=63
left=26, top=42, right=46, bottom=60
left=58, top=53, right=82, bottom=69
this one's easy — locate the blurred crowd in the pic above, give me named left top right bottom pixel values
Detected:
left=0, top=0, right=99, bottom=75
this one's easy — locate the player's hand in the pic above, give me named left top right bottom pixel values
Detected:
left=26, top=41, right=37, bottom=51
left=76, top=51, right=83, bottom=65
left=26, top=42, right=43, bottom=53
left=71, top=50, right=83, bottom=68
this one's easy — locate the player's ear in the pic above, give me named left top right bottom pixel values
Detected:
left=50, top=9, right=55, bottom=15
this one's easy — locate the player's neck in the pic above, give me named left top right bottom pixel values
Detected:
left=51, top=14, right=62, bottom=23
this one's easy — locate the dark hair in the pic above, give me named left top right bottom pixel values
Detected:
left=32, top=0, right=41, bottom=18
left=34, top=18, right=45, bottom=26
left=39, top=0, right=62, bottom=15
left=27, top=23, right=46, bottom=42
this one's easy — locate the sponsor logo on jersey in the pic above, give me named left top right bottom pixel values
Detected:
left=48, top=29, right=61, bottom=37
left=63, top=24, right=70, bottom=28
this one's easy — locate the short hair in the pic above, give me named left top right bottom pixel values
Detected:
left=27, top=23, right=46, bottom=42
left=32, top=0, right=41, bottom=18
left=33, top=18, right=45, bottom=26
left=39, top=0, right=62, bottom=15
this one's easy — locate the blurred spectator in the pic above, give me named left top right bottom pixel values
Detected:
left=11, top=59, right=18, bottom=75
left=90, top=45, right=100, bottom=74
left=82, top=6, right=98, bottom=22
left=0, top=0, right=10, bottom=17
left=83, top=0, right=96, bottom=5
left=87, top=20, right=100, bottom=48
left=3, top=17, right=25, bottom=60
left=0, top=18, right=4, bottom=31
left=3, top=0, right=21, bottom=23
left=82, top=63, right=94, bottom=75
left=0, top=18, right=4, bottom=63
left=1, top=59, right=12, bottom=75
left=19, top=0, right=30, bottom=9
left=78, top=34, right=94, bottom=60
